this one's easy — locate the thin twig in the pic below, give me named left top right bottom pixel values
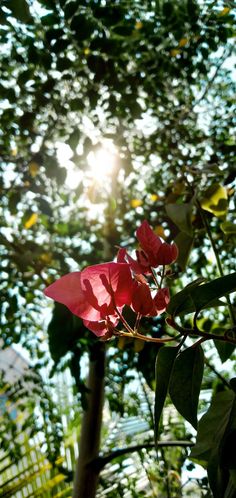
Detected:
left=194, top=47, right=231, bottom=107
left=93, top=441, right=194, bottom=471
left=169, top=316, right=236, bottom=345
left=114, top=329, right=179, bottom=344
left=204, top=357, right=231, bottom=389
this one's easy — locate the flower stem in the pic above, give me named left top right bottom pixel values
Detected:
left=169, top=315, right=236, bottom=345
left=159, top=265, right=166, bottom=288
left=115, top=307, right=134, bottom=334
left=114, top=329, right=180, bottom=344
left=134, top=313, right=141, bottom=333
left=151, top=267, right=160, bottom=288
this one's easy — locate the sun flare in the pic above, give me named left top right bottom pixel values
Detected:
left=56, top=140, right=118, bottom=190
left=87, top=145, right=117, bottom=183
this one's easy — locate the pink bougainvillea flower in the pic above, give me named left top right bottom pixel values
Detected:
left=117, top=221, right=178, bottom=276
left=83, top=315, right=119, bottom=338
left=117, top=247, right=145, bottom=275
left=44, top=262, right=133, bottom=336
left=131, top=280, right=155, bottom=316
left=136, top=220, right=178, bottom=269
left=153, top=287, right=170, bottom=315
left=131, top=281, right=170, bottom=317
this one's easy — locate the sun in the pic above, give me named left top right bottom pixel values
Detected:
left=87, top=144, right=117, bottom=183
left=56, top=141, right=118, bottom=189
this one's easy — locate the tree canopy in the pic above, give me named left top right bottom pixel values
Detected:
left=0, top=0, right=235, bottom=496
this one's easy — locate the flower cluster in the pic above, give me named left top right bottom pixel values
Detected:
left=44, top=220, right=178, bottom=339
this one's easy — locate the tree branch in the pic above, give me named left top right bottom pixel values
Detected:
left=93, top=440, right=194, bottom=472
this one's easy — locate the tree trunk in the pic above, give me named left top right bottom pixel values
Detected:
left=72, top=163, right=118, bottom=498
left=72, top=342, right=105, bottom=498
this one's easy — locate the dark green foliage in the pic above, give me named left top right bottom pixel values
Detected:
left=154, top=346, right=179, bottom=441
left=48, top=302, right=91, bottom=405
left=168, top=273, right=236, bottom=317
left=191, top=388, right=236, bottom=498
left=48, top=303, right=82, bottom=364
left=169, top=345, right=204, bottom=429
left=4, top=0, right=32, bottom=23
left=0, top=0, right=235, bottom=495
left=137, top=341, right=162, bottom=390
left=214, top=333, right=235, bottom=363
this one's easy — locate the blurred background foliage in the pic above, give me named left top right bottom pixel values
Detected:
left=0, top=0, right=235, bottom=496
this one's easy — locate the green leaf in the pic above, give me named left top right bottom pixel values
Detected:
left=166, top=202, right=193, bottom=235
left=220, top=396, right=236, bottom=470
left=168, top=273, right=236, bottom=316
left=191, top=273, right=236, bottom=314
left=51, top=38, right=70, bottom=54
left=190, top=390, right=235, bottom=464
left=200, top=183, right=228, bottom=217
left=64, top=1, right=79, bottom=20
left=68, top=129, right=80, bottom=149
left=229, top=470, right=236, bottom=488
left=137, top=342, right=161, bottom=390
left=56, top=167, right=67, bottom=185
left=167, top=278, right=206, bottom=316
left=220, top=221, right=236, bottom=236
left=45, top=28, right=64, bottom=43
left=191, top=390, right=236, bottom=498
left=214, top=328, right=235, bottom=363
left=174, top=231, right=194, bottom=270
left=224, top=474, right=236, bottom=498
left=169, top=345, right=204, bottom=429
left=154, top=346, right=179, bottom=442
left=7, top=0, right=32, bottom=23
left=208, top=450, right=225, bottom=498
left=48, top=303, right=83, bottom=364
left=70, top=14, right=94, bottom=40
left=230, top=378, right=236, bottom=393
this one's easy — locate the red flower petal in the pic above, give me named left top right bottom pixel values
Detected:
left=136, top=220, right=162, bottom=263
left=117, top=247, right=149, bottom=275
left=83, top=320, right=108, bottom=337
left=85, top=262, right=133, bottom=308
left=131, top=281, right=156, bottom=316
left=156, top=242, right=179, bottom=265
left=153, top=287, right=170, bottom=314
left=44, top=272, right=101, bottom=320
left=116, top=248, right=127, bottom=263
left=44, top=262, right=133, bottom=322
left=83, top=313, right=119, bottom=337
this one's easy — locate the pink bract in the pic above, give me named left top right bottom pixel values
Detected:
left=153, top=287, right=170, bottom=314
left=44, top=262, right=133, bottom=326
left=131, top=280, right=155, bottom=316
left=131, top=281, right=170, bottom=317
left=136, top=220, right=178, bottom=268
